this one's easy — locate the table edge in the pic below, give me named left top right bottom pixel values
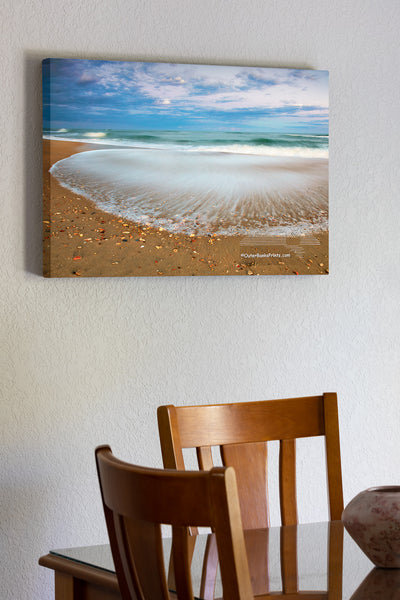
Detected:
left=39, top=553, right=120, bottom=592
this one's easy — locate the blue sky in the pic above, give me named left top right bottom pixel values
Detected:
left=43, top=59, right=329, bottom=133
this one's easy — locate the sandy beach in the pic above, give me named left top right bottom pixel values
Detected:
left=43, top=139, right=329, bottom=278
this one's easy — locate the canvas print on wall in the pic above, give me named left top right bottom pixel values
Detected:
left=42, top=58, right=329, bottom=277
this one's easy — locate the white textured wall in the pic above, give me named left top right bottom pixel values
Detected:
left=1, top=1, right=399, bottom=598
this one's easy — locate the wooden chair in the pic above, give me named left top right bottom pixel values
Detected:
left=158, top=394, right=343, bottom=599
left=95, top=445, right=254, bottom=600
left=157, top=393, right=343, bottom=529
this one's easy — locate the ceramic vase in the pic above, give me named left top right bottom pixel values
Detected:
left=342, top=486, right=400, bottom=568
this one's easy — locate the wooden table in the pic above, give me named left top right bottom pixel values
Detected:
left=39, top=521, right=399, bottom=599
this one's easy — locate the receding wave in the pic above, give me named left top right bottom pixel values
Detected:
left=50, top=148, right=328, bottom=236
left=194, top=145, right=327, bottom=159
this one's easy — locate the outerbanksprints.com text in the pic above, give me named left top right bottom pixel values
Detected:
left=240, top=252, right=291, bottom=258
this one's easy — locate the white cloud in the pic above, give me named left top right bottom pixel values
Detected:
left=77, top=60, right=328, bottom=114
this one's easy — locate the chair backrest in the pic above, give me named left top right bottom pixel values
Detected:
left=157, top=393, right=343, bottom=528
left=95, top=445, right=254, bottom=600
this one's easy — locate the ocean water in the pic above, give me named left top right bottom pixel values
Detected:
left=46, top=129, right=329, bottom=236
left=44, top=128, right=328, bottom=158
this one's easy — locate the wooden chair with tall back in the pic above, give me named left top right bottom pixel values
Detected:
left=95, top=445, right=254, bottom=600
left=157, top=393, right=344, bottom=598
left=157, top=393, right=343, bottom=528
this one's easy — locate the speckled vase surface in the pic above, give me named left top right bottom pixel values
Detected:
left=342, top=486, right=400, bottom=568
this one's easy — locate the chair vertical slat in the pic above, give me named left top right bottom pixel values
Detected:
left=197, top=446, right=214, bottom=470
left=243, top=528, right=270, bottom=595
left=279, top=439, right=298, bottom=526
left=95, top=480, right=136, bottom=599
left=171, top=525, right=195, bottom=600
left=169, top=533, right=197, bottom=598
left=199, top=534, right=218, bottom=600
left=113, top=514, right=141, bottom=600
left=221, top=442, right=270, bottom=529
left=193, top=446, right=214, bottom=537
left=195, top=445, right=220, bottom=600
left=323, top=393, right=344, bottom=520
left=123, top=518, right=169, bottom=600
left=280, top=525, right=298, bottom=594
left=210, top=467, right=254, bottom=600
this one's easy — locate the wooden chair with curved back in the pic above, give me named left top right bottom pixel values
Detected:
left=157, top=393, right=344, bottom=598
left=95, top=445, right=254, bottom=600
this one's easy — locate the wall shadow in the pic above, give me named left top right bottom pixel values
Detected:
left=23, top=53, right=44, bottom=275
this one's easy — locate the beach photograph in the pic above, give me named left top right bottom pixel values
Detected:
left=43, top=59, right=329, bottom=277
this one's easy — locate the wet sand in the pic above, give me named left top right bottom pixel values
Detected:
left=43, top=139, right=329, bottom=278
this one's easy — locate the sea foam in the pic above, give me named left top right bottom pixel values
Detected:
left=50, top=147, right=328, bottom=236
